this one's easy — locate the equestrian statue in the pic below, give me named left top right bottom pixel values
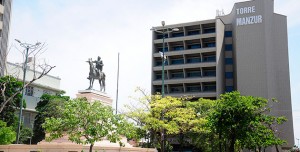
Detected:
left=86, top=56, right=106, bottom=92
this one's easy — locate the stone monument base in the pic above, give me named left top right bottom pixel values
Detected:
left=76, top=89, right=113, bottom=106
left=2, top=134, right=157, bottom=152
left=38, top=135, right=133, bottom=147
left=0, top=143, right=157, bottom=152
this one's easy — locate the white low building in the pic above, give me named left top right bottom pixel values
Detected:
left=5, top=60, right=61, bottom=128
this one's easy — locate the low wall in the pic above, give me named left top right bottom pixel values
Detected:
left=0, top=144, right=157, bottom=152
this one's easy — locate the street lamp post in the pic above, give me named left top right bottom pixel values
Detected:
left=297, top=138, right=299, bottom=148
left=15, top=39, right=41, bottom=144
left=151, top=21, right=179, bottom=152
left=151, top=21, right=179, bottom=97
left=161, top=21, right=166, bottom=97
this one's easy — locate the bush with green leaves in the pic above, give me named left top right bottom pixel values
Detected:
left=43, top=98, right=136, bottom=152
left=32, top=93, right=69, bottom=144
left=208, top=91, right=286, bottom=152
left=0, top=120, right=16, bottom=144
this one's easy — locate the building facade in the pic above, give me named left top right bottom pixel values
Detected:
left=151, top=0, right=294, bottom=150
left=0, top=0, right=12, bottom=76
left=6, top=61, right=61, bottom=128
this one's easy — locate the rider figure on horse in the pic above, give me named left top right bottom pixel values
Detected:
left=93, top=56, right=103, bottom=76
left=86, top=56, right=105, bottom=91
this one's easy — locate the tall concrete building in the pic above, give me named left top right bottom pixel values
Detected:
left=151, top=0, right=294, bottom=150
left=0, top=0, right=12, bottom=76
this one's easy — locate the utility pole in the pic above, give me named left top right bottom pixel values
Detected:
left=151, top=22, right=179, bottom=152
left=14, top=39, right=41, bottom=144
left=115, top=52, right=120, bottom=114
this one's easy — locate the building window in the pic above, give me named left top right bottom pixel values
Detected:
left=203, top=85, right=216, bottom=92
left=203, top=28, right=216, bottom=34
left=225, top=86, right=234, bottom=92
left=187, top=57, right=201, bottom=63
left=155, top=73, right=167, bottom=80
left=225, top=58, right=233, bottom=65
left=157, top=47, right=168, bottom=52
left=43, top=90, right=51, bottom=95
left=23, top=112, right=31, bottom=127
left=225, top=44, right=233, bottom=51
left=172, top=32, right=184, bottom=37
left=186, top=85, right=201, bottom=92
left=155, top=74, right=162, bottom=80
left=225, top=31, right=233, bottom=37
left=171, top=58, right=184, bottom=65
left=170, top=86, right=184, bottom=93
left=157, top=34, right=168, bottom=39
left=205, top=42, right=216, bottom=48
left=203, top=70, right=216, bottom=77
left=155, top=61, right=162, bottom=66
left=203, top=56, right=216, bottom=62
left=187, top=30, right=200, bottom=35
left=154, top=86, right=165, bottom=94
left=155, top=88, right=161, bottom=93
left=173, top=46, right=184, bottom=51
left=225, top=72, right=233, bottom=79
left=186, top=71, right=201, bottom=78
left=170, top=72, right=184, bottom=79
left=188, top=44, right=201, bottom=49
left=25, top=86, right=34, bottom=96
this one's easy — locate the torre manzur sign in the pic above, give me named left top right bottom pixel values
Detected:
left=236, top=6, right=263, bottom=26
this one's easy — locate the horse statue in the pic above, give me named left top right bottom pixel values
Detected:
left=86, top=58, right=106, bottom=92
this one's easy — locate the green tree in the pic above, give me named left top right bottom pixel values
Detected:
left=186, top=98, right=217, bottom=152
left=0, top=120, right=16, bottom=144
left=32, top=93, right=69, bottom=144
left=19, top=126, right=33, bottom=144
left=240, top=106, right=287, bottom=151
left=43, top=98, right=135, bottom=152
left=0, top=76, right=22, bottom=127
left=125, top=91, right=209, bottom=152
left=0, top=76, right=25, bottom=145
left=150, top=96, right=210, bottom=151
left=0, top=61, right=54, bottom=113
left=123, top=88, right=153, bottom=148
left=208, top=91, right=286, bottom=152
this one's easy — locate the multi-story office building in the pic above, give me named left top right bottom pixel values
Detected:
left=6, top=61, right=61, bottom=128
left=0, top=0, right=12, bottom=76
left=151, top=0, right=294, bottom=150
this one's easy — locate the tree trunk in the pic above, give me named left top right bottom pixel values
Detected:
left=211, top=134, right=215, bottom=152
left=150, top=130, right=155, bottom=148
left=229, top=135, right=235, bottom=152
left=89, top=144, right=94, bottom=152
left=179, top=133, right=184, bottom=152
left=275, top=145, right=279, bottom=152
left=219, top=130, right=222, bottom=152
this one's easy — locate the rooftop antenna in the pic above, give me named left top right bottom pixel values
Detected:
left=216, top=9, right=225, bottom=17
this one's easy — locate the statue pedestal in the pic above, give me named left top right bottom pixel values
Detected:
left=76, top=89, right=113, bottom=107
left=38, top=135, right=133, bottom=148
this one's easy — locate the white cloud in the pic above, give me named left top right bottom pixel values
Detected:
left=293, top=111, right=300, bottom=142
left=275, top=0, right=300, bottom=27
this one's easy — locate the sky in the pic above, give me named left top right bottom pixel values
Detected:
left=7, top=0, right=300, bottom=146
